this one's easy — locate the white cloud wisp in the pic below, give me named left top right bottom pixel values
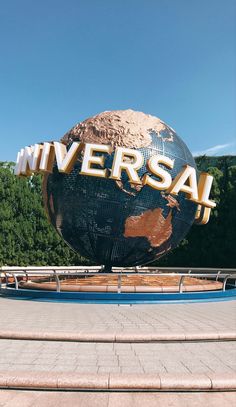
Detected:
left=193, top=141, right=236, bottom=157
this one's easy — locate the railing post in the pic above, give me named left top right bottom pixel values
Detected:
left=223, top=274, right=230, bottom=291
left=53, top=271, right=61, bottom=292
left=118, top=273, right=122, bottom=294
left=12, top=273, right=19, bottom=290
left=216, top=270, right=221, bottom=281
left=24, top=271, right=29, bottom=282
left=179, top=275, right=185, bottom=293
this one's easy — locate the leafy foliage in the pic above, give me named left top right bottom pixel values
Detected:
left=156, top=156, right=236, bottom=267
left=0, top=156, right=235, bottom=267
left=0, top=163, right=90, bottom=266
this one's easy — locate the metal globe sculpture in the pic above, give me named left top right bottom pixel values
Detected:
left=43, top=110, right=197, bottom=268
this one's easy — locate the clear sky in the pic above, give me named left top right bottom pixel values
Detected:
left=0, top=0, right=235, bottom=161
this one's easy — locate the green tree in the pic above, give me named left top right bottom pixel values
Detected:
left=156, top=159, right=236, bottom=267
left=0, top=163, right=89, bottom=266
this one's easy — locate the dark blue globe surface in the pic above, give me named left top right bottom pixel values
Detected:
left=43, top=111, right=197, bottom=267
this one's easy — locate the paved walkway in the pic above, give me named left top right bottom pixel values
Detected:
left=0, top=297, right=235, bottom=404
left=1, top=297, right=235, bottom=336
left=0, top=339, right=235, bottom=374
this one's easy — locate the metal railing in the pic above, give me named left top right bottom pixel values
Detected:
left=1, top=266, right=236, bottom=294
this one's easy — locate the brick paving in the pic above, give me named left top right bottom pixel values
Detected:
left=0, top=298, right=235, bottom=376
left=0, top=297, right=235, bottom=335
left=0, top=339, right=235, bottom=374
left=0, top=297, right=235, bottom=404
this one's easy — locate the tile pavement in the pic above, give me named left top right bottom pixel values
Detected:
left=0, top=297, right=235, bottom=404
left=0, top=297, right=235, bottom=336
left=0, top=339, right=235, bottom=374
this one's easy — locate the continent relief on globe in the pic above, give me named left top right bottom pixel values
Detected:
left=124, top=194, right=180, bottom=248
left=62, top=109, right=174, bottom=148
left=124, top=208, right=172, bottom=248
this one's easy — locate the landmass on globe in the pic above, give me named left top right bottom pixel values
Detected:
left=61, top=109, right=174, bottom=148
left=124, top=207, right=172, bottom=248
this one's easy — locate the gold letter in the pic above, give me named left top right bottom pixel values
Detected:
left=80, top=143, right=111, bottom=178
left=20, top=144, right=42, bottom=175
left=197, top=172, right=216, bottom=208
left=194, top=204, right=212, bottom=225
left=54, top=141, right=83, bottom=173
left=168, top=165, right=199, bottom=202
left=39, top=142, right=55, bottom=173
left=110, top=147, right=143, bottom=184
left=14, top=148, right=25, bottom=176
left=143, top=155, right=174, bottom=190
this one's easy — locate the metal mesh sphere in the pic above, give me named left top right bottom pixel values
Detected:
left=43, top=110, right=197, bottom=267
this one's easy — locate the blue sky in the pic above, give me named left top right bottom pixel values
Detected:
left=0, top=0, right=235, bottom=161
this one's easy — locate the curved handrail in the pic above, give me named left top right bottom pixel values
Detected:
left=1, top=268, right=236, bottom=294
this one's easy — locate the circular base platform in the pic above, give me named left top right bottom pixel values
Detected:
left=18, top=275, right=223, bottom=293
left=1, top=268, right=235, bottom=304
left=1, top=286, right=236, bottom=304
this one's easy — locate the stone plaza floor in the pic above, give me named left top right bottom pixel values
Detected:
left=0, top=297, right=235, bottom=406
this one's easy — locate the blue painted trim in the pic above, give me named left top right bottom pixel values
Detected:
left=1, top=287, right=236, bottom=304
